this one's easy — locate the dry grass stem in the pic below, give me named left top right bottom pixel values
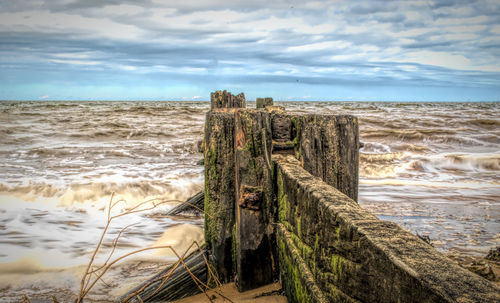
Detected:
left=76, top=193, right=227, bottom=303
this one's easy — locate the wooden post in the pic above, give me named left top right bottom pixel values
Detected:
left=211, top=90, right=246, bottom=109
left=204, top=111, right=236, bottom=282
left=256, top=97, right=273, bottom=108
left=336, top=115, right=359, bottom=202
left=293, top=115, right=359, bottom=201
left=203, top=91, right=358, bottom=289
left=204, top=90, right=247, bottom=282
left=270, top=109, right=295, bottom=153
left=234, top=109, right=276, bottom=291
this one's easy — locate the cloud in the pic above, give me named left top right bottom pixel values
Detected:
left=0, top=0, right=499, bottom=100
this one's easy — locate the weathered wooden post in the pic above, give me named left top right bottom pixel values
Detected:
left=204, top=91, right=279, bottom=289
left=293, top=115, right=359, bottom=201
left=211, top=90, right=246, bottom=109
left=256, top=97, right=274, bottom=108
left=234, top=109, right=276, bottom=291
left=204, top=90, right=358, bottom=291
left=204, top=90, right=245, bottom=282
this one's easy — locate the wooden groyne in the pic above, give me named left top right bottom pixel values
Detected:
left=203, top=90, right=500, bottom=302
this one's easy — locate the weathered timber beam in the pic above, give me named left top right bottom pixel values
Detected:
left=256, top=97, right=274, bottom=108
left=120, top=249, right=210, bottom=303
left=203, top=111, right=236, bottom=282
left=234, top=109, right=277, bottom=291
left=211, top=90, right=246, bottom=109
left=165, top=191, right=204, bottom=216
left=292, top=114, right=359, bottom=201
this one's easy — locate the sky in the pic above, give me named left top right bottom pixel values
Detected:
left=0, top=0, right=499, bottom=101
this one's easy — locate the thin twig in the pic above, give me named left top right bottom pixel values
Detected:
left=88, top=223, right=139, bottom=275
left=141, top=242, right=198, bottom=300
left=77, top=193, right=116, bottom=303
left=121, top=242, right=197, bottom=302
left=77, top=193, right=229, bottom=303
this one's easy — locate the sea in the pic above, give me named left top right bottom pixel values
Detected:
left=0, top=101, right=499, bottom=302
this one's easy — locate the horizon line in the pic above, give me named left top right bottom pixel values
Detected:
left=1, top=99, right=499, bottom=103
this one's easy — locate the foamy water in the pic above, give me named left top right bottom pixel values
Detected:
left=0, top=101, right=499, bottom=301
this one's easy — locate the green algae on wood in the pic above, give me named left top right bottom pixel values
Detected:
left=234, top=109, right=277, bottom=291
left=292, top=115, right=359, bottom=201
left=203, top=111, right=236, bottom=283
left=256, top=97, right=274, bottom=109
left=211, top=90, right=246, bottom=109
left=274, top=154, right=500, bottom=303
left=277, top=224, right=329, bottom=303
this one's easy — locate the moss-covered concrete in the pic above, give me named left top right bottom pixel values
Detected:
left=274, top=154, right=500, bottom=303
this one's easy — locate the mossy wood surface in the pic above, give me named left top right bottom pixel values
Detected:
left=293, top=115, right=359, bottom=201
left=275, top=154, right=500, bottom=303
left=211, top=90, right=246, bottom=109
left=234, top=109, right=277, bottom=291
left=204, top=111, right=236, bottom=282
left=256, top=97, right=274, bottom=109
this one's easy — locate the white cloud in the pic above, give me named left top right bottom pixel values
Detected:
left=0, top=10, right=145, bottom=40
left=443, top=33, right=478, bottom=41
left=435, top=16, right=489, bottom=26
left=52, top=53, right=92, bottom=59
left=1, top=0, right=499, bottom=100
left=286, top=41, right=350, bottom=52
left=403, top=51, right=472, bottom=70
left=491, top=25, right=500, bottom=35
left=118, top=65, right=137, bottom=71
left=49, top=59, right=100, bottom=65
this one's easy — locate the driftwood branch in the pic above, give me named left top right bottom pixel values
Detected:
left=165, top=191, right=204, bottom=216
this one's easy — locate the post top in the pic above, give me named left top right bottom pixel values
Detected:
left=210, top=90, right=246, bottom=109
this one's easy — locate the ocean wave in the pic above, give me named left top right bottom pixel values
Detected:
left=362, top=128, right=457, bottom=140
left=360, top=178, right=499, bottom=189
left=360, top=142, right=392, bottom=154
left=360, top=150, right=500, bottom=178
left=66, top=129, right=178, bottom=140
left=360, top=152, right=405, bottom=163
left=360, top=165, right=397, bottom=178
left=0, top=179, right=203, bottom=209
left=361, top=141, right=430, bottom=154
left=466, top=118, right=500, bottom=129
left=421, top=152, right=500, bottom=172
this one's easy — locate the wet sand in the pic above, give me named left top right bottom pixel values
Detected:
left=447, top=254, right=500, bottom=287
left=172, top=282, right=287, bottom=303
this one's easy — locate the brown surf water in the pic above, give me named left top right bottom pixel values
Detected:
left=0, top=101, right=498, bottom=302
